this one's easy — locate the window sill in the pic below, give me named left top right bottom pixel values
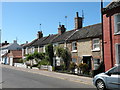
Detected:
left=71, top=50, right=77, bottom=53
left=114, top=32, right=120, bottom=35
left=91, top=49, right=100, bottom=52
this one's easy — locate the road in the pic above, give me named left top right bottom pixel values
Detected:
left=2, top=67, right=96, bottom=89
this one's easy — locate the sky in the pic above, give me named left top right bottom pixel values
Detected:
left=1, top=1, right=109, bottom=44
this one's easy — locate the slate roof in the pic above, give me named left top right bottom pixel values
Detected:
left=24, top=23, right=101, bottom=47
left=32, top=36, right=48, bottom=46
left=67, top=23, right=102, bottom=41
left=40, top=34, right=58, bottom=46
left=103, top=0, right=120, bottom=13
left=23, top=38, right=38, bottom=48
left=52, top=30, right=75, bottom=43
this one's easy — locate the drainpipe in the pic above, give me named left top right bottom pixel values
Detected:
left=109, top=16, right=114, bottom=68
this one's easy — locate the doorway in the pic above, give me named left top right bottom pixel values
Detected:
left=83, top=56, right=92, bottom=70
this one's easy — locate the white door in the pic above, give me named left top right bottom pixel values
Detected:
left=10, top=57, right=13, bottom=66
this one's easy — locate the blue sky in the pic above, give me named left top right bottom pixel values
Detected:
left=2, top=2, right=109, bottom=44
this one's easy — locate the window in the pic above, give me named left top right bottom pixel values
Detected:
left=72, top=58, right=77, bottom=63
left=94, top=59, right=100, bottom=70
left=72, top=41, right=77, bottom=52
left=31, top=47, right=35, bottom=53
left=92, top=38, right=100, bottom=51
left=116, top=44, right=120, bottom=65
left=108, top=66, right=120, bottom=75
left=114, top=13, right=120, bottom=33
left=25, top=47, right=28, bottom=54
left=43, top=46, right=46, bottom=53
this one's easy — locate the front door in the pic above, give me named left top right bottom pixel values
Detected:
left=83, top=56, right=92, bottom=70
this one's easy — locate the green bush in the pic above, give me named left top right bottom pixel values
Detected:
left=18, top=59, right=24, bottom=63
left=38, top=59, right=50, bottom=66
left=52, top=66, right=55, bottom=71
left=69, top=62, right=76, bottom=71
left=78, top=63, right=89, bottom=74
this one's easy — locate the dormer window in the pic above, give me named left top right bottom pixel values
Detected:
left=114, top=13, right=120, bottom=34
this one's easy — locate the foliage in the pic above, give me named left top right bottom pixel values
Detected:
left=26, top=54, right=34, bottom=61
left=38, top=59, right=50, bottom=66
left=52, top=66, right=55, bottom=71
left=55, top=46, right=71, bottom=70
left=17, top=59, right=24, bottom=63
left=60, top=64, right=66, bottom=71
left=69, top=62, right=77, bottom=71
left=33, top=51, right=45, bottom=60
left=78, top=63, right=89, bottom=74
left=45, top=44, right=54, bottom=66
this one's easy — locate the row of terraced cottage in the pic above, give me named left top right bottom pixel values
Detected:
left=22, top=12, right=102, bottom=71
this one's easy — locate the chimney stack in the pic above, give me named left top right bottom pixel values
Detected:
left=58, top=25, right=66, bottom=35
left=37, top=31, right=43, bottom=39
left=75, top=12, right=83, bottom=29
left=14, top=40, right=17, bottom=43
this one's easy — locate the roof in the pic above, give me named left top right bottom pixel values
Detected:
left=23, top=38, right=38, bottom=48
left=52, top=30, right=75, bottom=43
left=40, top=34, right=58, bottom=45
left=32, top=36, right=48, bottom=46
left=67, top=23, right=102, bottom=41
left=1, top=43, right=13, bottom=49
left=103, top=0, right=120, bottom=13
left=10, top=50, right=22, bottom=58
left=24, top=23, right=101, bottom=47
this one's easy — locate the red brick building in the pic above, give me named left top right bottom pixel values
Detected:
left=103, top=1, right=120, bottom=71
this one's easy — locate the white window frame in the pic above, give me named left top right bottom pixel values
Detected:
left=72, top=41, right=77, bottom=52
left=114, top=13, right=120, bottom=34
left=31, top=47, right=35, bottom=53
left=53, top=43, right=58, bottom=47
left=38, top=46, right=40, bottom=53
left=25, top=47, right=28, bottom=54
left=115, top=43, right=120, bottom=65
left=92, top=38, right=100, bottom=51
left=43, top=46, right=46, bottom=53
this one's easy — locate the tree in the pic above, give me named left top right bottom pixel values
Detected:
left=26, top=54, right=34, bottom=68
left=33, top=51, right=45, bottom=63
left=55, top=46, right=71, bottom=70
left=45, top=44, right=54, bottom=66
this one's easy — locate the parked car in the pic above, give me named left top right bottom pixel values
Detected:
left=93, top=65, right=120, bottom=90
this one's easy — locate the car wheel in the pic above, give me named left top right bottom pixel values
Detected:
left=96, top=79, right=106, bottom=90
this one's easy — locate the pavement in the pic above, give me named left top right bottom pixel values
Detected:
left=1, top=64, right=93, bottom=86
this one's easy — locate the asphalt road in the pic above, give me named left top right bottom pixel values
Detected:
left=2, top=67, right=96, bottom=89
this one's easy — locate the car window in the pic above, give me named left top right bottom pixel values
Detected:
left=108, top=66, right=120, bottom=75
